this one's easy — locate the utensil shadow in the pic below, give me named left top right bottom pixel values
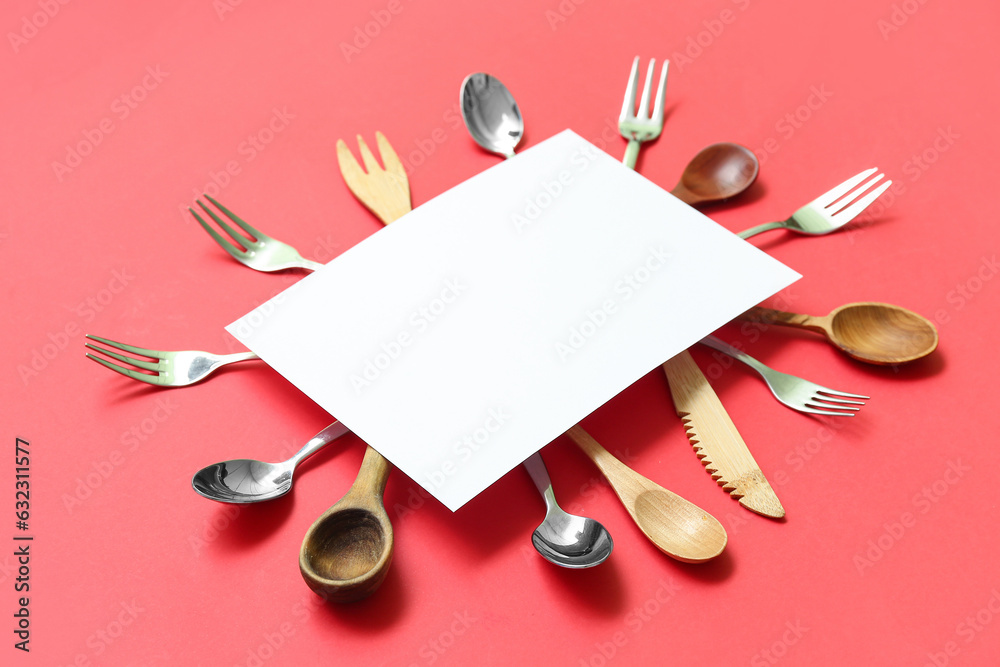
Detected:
left=312, top=564, right=408, bottom=631
left=196, top=433, right=352, bottom=550
left=681, top=547, right=736, bottom=583
left=202, top=495, right=296, bottom=551
left=394, top=471, right=538, bottom=563
left=537, top=556, right=628, bottom=616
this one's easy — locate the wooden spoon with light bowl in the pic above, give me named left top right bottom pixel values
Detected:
left=741, top=302, right=939, bottom=365
left=565, top=426, right=727, bottom=563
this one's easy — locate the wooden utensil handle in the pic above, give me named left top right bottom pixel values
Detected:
left=740, top=306, right=826, bottom=333
left=565, top=425, right=627, bottom=479
left=346, top=446, right=392, bottom=504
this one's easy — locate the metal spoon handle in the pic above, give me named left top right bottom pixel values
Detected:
left=290, top=421, right=352, bottom=465
left=523, top=453, right=557, bottom=509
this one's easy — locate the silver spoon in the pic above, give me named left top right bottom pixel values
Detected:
left=460, top=72, right=524, bottom=158
left=192, top=421, right=351, bottom=503
left=523, top=452, right=613, bottom=568
left=462, top=75, right=614, bottom=566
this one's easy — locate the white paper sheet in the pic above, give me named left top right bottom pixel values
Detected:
left=227, top=130, right=800, bottom=511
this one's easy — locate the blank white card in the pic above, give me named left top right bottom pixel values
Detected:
left=228, top=130, right=800, bottom=510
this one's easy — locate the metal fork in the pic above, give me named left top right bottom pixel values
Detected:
left=618, top=56, right=669, bottom=169
left=699, top=336, right=868, bottom=417
left=189, top=195, right=325, bottom=272
left=737, top=168, right=891, bottom=239
left=85, top=335, right=259, bottom=387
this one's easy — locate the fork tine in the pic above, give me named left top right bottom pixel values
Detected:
left=375, top=131, right=406, bottom=180
left=85, top=334, right=161, bottom=358
left=84, top=343, right=160, bottom=372
left=619, top=56, right=640, bottom=121
left=798, top=404, right=858, bottom=417
left=356, top=135, right=382, bottom=174
left=813, top=167, right=878, bottom=207
left=189, top=207, right=247, bottom=258
left=828, top=179, right=892, bottom=223
left=651, top=60, right=669, bottom=124
left=85, top=353, right=164, bottom=385
left=827, top=172, right=885, bottom=215
left=809, top=398, right=862, bottom=410
left=812, top=394, right=866, bottom=406
left=201, top=196, right=264, bottom=241
left=637, top=59, right=655, bottom=118
left=336, top=137, right=366, bottom=193
left=816, top=389, right=869, bottom=401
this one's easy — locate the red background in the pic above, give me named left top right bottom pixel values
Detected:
left=3, top=0, right=998, bottom=665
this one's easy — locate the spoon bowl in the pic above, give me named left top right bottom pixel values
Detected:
left=300, top=445, right=394, bottom=603
left=460, top=73, right=524, bottom=158
left=531, top=509, right=614, bottom=568
left=744, top=302, right=939, bottom=365
left=523, top=452, right=613, bottom=568
left=566, top=426, right=726, bottom=563
left=670, top=142, right=759, bottom=206
left=192, top=422, right=351, bottom=503
left=827, top=302, right=939, bottom=364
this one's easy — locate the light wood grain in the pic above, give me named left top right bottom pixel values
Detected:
left=743, top=301, right=939, bottom=365
left=565, top=425, right=726, bottom=563
left=662, top=351, right=785, bottom=519
left=336, top=132, right=411, bottom=225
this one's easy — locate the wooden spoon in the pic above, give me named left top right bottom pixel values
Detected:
left=669, top=143, right=759, bottom=207
left=297, top=132, right=411, bottom=603
left=565, top=425, right=727, bottom=563
left=742, top=302, right=939, bottom=365
left=299, top=445, right=393, bottom=603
